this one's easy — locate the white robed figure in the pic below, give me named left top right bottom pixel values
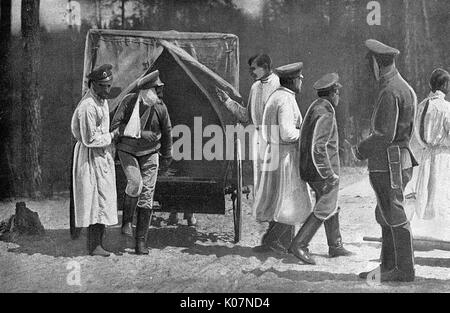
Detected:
left=250, top=62, right=312, bottom=254
left=254, top=86, right=312, bottom=225
left=72, top=90, right=118, bottom=228
left=414, top=90, right=450, bottom=219
left=412, top=69, right=450, bottom=239
left=216, top=54, right=280, bottom=197
left=71, top=64, right=119, bottom=256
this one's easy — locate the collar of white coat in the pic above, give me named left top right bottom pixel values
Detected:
left=259, top=72, right=277, bottom=84
left=278, top=86, right=296, bottom=95
left=88, top=88, right=106, bottom=106
left=429, top=90, right=446, bottom=99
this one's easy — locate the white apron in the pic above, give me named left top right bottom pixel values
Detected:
left=71, top=90, right=118, bottom=227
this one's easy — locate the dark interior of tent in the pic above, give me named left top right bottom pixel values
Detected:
left=148, top=48, right=230, bottom=180
left=116, top=47, right=231, bottom=213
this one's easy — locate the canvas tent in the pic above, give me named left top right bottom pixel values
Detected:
left=80, top=30, right=246, bottom=224
left=82, top=29, right=240, bottom=109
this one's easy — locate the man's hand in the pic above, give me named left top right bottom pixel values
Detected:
left=216, top=87, right=230, bottom=103
left=141, top=130, right=158, bottom=142
left=159, top=156, right=173, bottom=173
left=351, top=145, right=364, bottom=161
left=295, top=117, right=302, bottom=129
left=322, top=173, right=339, bottom=194
left=111, top=128, right=120, bottom=141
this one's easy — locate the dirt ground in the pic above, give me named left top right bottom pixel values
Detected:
left=1, top=167, right=450, bottom=293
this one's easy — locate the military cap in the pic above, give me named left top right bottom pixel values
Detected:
left=365, top=39, right=400, bottom=56
left=87, top=64, right=113, bottom=82
left=137, top=70, right=165, bottom=90
left=275, top=62, right=304, bottom=79
left=313, top=73, right=343, bottom=91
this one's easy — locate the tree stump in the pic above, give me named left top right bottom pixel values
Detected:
left=13, top=201, right=45, bottom=235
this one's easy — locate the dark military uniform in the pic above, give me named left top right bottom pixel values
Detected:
left=354, top=39, right=418, bottom=281
left=111, top=70, right=173, bottom=255
left=289, top=73, right=352, bottom=265
left=300, top=97, right=340, bottom=220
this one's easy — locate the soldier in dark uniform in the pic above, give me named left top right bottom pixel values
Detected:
left=288, top=73, right=352, bottom=265
left=111, top=70, right=173, bottom=255
left=353, top=39, right=418, bottom=282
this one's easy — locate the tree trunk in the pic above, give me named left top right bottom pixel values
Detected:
left=21, top=0, right=42, bottom=198
left=0, top=0, right=14, bottom=198
left=95, top=0, right=102, bottom=28
left=121, top=0, right=126, bottom=29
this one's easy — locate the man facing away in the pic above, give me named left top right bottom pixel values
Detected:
left=254, top=62, right=312, bottom=254
left=353, top=39, right=418, bottom=282
left=414, top=69, right=450, bottom=222
left=288, top=73, right=352, bottom=264
left=111, top=70, right=173, bottom=255
left=216, top=54, right=294, bottom=251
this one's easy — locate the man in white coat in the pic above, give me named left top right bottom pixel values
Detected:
left=216, top=54, right=293, bottom=251
left=254, top=62, right=312, bottom=253
left=71, top=64, right=120, bottom=256
left=414, top=68, right=450, bottom=223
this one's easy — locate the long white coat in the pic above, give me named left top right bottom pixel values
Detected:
left=225, top=73, right=280, bottom=195
left=254, top=87, right=312, bottom=225
left=71, top=90, right=118, bottom=227
left=414, top=90, right=450, bottom=221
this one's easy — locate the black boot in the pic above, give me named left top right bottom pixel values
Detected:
left=263, top=222, right=292, bottom=254
left=324, top=212, right=353, bottom=257
left=380, top=226, right=395, bottom=271
left=135, top=208, right=152, bottom=255
left=280, top=224, right=295, bottom=251
left=87, top=225, right=95, bottom=254
left=121, top=195, right=138, bottom=237
left=384, top=224, right=415, bottom=282
left=252, top=222, right=276, bottom=253
left=167, top=211, right=179, bottom=226
left=288, top=213, right=323, bottom=264
left=359, top=226, right=394, bottom=279
left=184, top=212, right=197, bottom=227
left=359, top=224, right=415, bottom=282
left=89, top=224, right=110, bottom=257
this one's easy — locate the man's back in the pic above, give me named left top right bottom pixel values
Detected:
left=299, top=98, right=339, bottom=182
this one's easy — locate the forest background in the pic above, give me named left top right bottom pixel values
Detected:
left=0, top=0, right=449, bottom=199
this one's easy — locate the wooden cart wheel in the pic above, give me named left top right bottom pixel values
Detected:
left=233, top=137, right=243, bottom=243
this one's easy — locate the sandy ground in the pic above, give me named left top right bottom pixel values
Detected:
left=1, top=167, right=450, bottom=293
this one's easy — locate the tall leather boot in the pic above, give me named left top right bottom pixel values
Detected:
left=135, top=208, right=152, bottom=255
left=184, top=212, right=197, bottom=227
left=264, top=222, right=293, bottom=254
left=380, top=226, right=395, bottom=271
left=87, top=225, right=95, bottom=254
left=324, top=212, right=352, bottom=257
left=380, top=224, right=415, bottom=282
left=288, top=213, right=323, bottom=264
left=90, top=224, right=110, bottom=257
left=359, top=224, right=415, bottom=282
left=121, top=195, right=138, bottom=237
left=167, top=211, right=179, bottom=226
left=279, top=224, right=295, bottom=250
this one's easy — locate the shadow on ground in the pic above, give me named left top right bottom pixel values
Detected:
left=3, top=223, right=235, bottom=258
